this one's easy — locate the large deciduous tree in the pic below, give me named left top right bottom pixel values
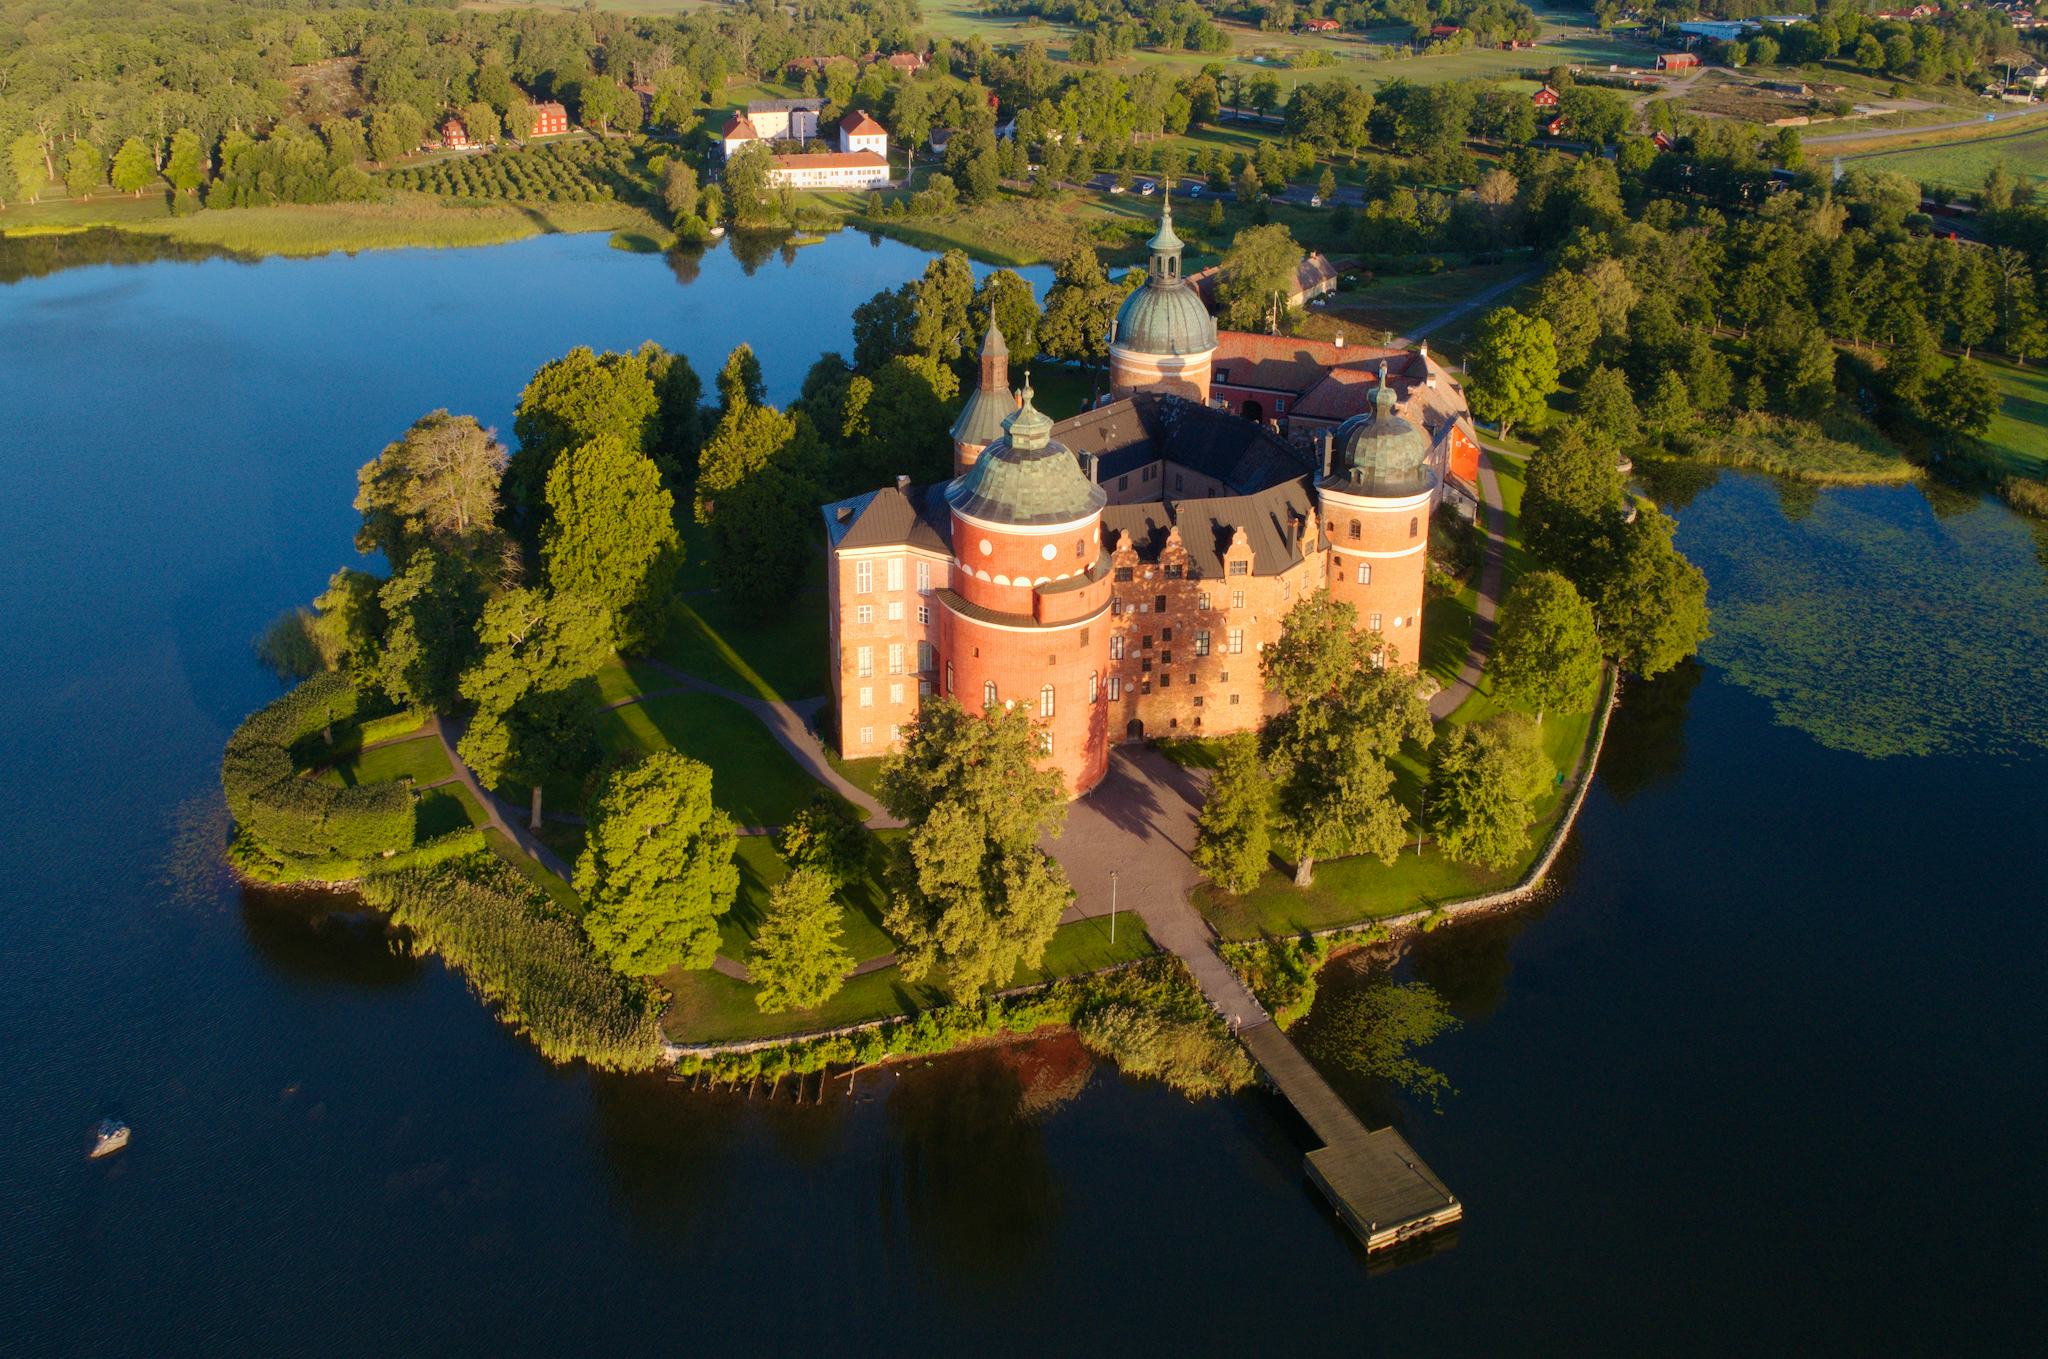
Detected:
left=354, top=410, right=508, bottom=566
left=1261, top=592, right=1432, bottom=886
left=1429, top=715, right=1554, bottom=870
left=1491, top=570, right=1602, bottom=722
left=575, top=753, right=740, bottom=975
left=749, top=866, right=853, bottom=1012
left=458, top=587, right=614, bottom=827
left=878, top=699, right=1072, bottom=1000
left=1588, top=506, right=1710, bottom=679
left=509, top=346, right=664, bottom=520
left=1466, top=306, right=1559, bottom=440
left=1522, top=418, right=1626, bottom=583
left=1215, top=223, right=1306, bottom=333
left=973, top=268, right=1043, bottom=367
left=1038, top=244, right=1122, bottom=370
left=541, top=434, right=682, bottom=652
left=1193, top=731, right=1271, bottom=895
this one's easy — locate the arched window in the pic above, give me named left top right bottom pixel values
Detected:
left=1348, top=519, right=1361, bottom=541
left=1040, top=685, right=1055, bottom=718
left=1356, top=562, right=1371, bottom=585
left=983, top=680, right=997, bottom=710
left=1410, top=516, right=1420, bottom=538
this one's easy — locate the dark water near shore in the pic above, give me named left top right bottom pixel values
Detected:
left=3, top=233, right=2044, bottom=1354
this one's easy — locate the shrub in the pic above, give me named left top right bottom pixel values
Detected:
left=1998, top=475, right=2048, bottom=520
left=362, top=854, right=663, bottom=1070
left=1075, top=1003, right=1253, bottom=1096
left=221, top=673, right=415, bottom=866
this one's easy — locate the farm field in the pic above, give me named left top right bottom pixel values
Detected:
left=1828, top=121, right=2048, bottom=187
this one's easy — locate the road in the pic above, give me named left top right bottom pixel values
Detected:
left=1805, top=101, right=2048, bottom=145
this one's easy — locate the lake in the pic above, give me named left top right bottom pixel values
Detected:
left=1, top=231, right=2043, bottom=1355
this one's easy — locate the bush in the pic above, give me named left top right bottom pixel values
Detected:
left=1075, top=1003, right=1253, bottom=1096
left=362, top=854, right=663, bottom=1070
left=1998, top=475, right=2048, bottom=520
left=221, top=673, right=415, bottom=866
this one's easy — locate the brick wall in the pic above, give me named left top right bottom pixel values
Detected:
left=831, top=546, right=948, bottom=759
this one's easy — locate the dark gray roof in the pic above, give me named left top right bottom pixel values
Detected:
left=822, top=484, right=952, bottom=552
left=1054, top=394, right=1312, bottom=495
left=1102, top=476, right=1315, bottom=579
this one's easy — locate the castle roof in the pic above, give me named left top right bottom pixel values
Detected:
left=1211, top=332, right=1412, bottom=397
left=950, top=323, right=1014, bottom=446
left=947, top=380, right=1106, bottom=525
left=1053, top=393, right=1310, bottom=495
left=1324, top=369, right=1432, bottom=497
left=722, top=114, right=759, bottom=140
left=1101, top=476, right=1317, bottom=579
left=822, top=483, right=950, bottom=552
left=1112, top=194, right=1217, bottom=358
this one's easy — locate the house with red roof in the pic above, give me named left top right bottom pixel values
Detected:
left=529, top=101, right=569, bottom=137
left=1532, top=85, right=1561, bottom=108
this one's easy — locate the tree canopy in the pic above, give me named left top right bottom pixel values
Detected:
left=541, top=434, right=682, bottom=652
left=1492, top=570, right=1602, bottom=722
left=749, top=867, right=853, bottom=1013
left=1215, top=223, right=1306, bottom=333
left=1430, top=715, right=1554, bottom=871
left=1192, top=731, right=1271, bottom=896
left=1467, top=306, right=1559, bottom=440
left=575, top=753, right=741, bottom=976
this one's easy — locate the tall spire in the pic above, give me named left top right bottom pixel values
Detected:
left=1146, top=190, right=1184, bottom=283
left=978, top=315, right=1010, bottom=394
left=1372, top=359, right=1396, bottom=417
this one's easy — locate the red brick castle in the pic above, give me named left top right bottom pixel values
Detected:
left=823, top=198, right=1481, bottom=795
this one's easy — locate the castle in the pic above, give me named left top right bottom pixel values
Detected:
left=821, top=197, right=1481, bottom=795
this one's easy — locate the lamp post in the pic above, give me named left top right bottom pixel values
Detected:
left=1110, top=870, right=1118, bottom=944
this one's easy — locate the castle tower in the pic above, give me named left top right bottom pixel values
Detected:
left=949, top=321, right=1014, bottom=477
left=1108, top=191, right=1218, bottom=402
left=1318, top=363, right=1436, bottom=670
left=938, top=379, right=1114, bottom=795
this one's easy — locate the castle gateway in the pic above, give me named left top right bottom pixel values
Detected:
left=822, top=198, right=1480, bottom=795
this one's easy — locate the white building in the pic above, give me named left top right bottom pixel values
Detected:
left=760, top=110, right=892, bottom=190
left=745, top=98, right=823, bottom=141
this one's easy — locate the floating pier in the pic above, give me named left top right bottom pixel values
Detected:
left=1238, top=1021, right=1461, bottom=1252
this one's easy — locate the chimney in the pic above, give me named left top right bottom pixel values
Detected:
left=1333, top=332, right=1345, bottom=349
left=896, top=474, right=911, bottom=493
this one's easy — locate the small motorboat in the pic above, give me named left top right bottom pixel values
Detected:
left=90, top=1119, right=130, bottom=1158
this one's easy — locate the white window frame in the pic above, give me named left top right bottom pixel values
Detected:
left=886, top=558, right=905, bottom=591
left=855, top=560, right=873, bottom=594
left=856, top=646, right=873, bottom=678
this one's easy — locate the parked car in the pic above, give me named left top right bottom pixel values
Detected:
left=1139, top=180, right=1156, bottom=195
left=1309, top=194, right=1324, bottom=207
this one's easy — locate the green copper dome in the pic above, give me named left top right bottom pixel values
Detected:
left=946, top=379, right=1107, bottom=526
left=1111, top=192, right=1218, bottom=358
left=1325, top=374, right=1432, bottom=497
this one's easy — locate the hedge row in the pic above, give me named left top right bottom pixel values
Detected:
left=361, top=854, right=663, bottom=1071
left=228, top=825, right=486, bottom=886
left=221, top=673, right=415, bottom=865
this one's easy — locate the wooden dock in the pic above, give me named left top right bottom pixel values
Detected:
left=1238, top=1021, right=1462, bottom=1252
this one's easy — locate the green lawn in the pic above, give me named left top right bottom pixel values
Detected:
left=1834, top=122, right=2048, bottom=189
left=594, top=688, right=832, bottom=827
left=718, top=832, right=900, bottom=964
left=314, top=734, right=452, bottom=788
left=654, top=591, right=829, bottom=702
left=661, top=913, right=1156, bottom=1044
left=482, top=825, right=582, bottom=914
left=591, top=654, right=678, bottom=706
left=1983, top=358, right=2048, bottom=480
left=824, top=748, right=886, bottom=799
left=416, top=784, right=488, bottom=840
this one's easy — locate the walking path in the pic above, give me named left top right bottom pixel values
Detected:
left=428, top=712, right=576, bottom=883
left=1394, top=267, right=1539, bottom=348
left=1429, top=448, right=1509, bottom=720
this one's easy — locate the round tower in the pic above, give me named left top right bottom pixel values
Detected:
left=949, top=321, right=1014, bottom=477
left=939, top=380, right=1114, bottom=796
left=1318, top=365, right=1437, bottom=670
left=1109, top=191, right=1217, bottom=402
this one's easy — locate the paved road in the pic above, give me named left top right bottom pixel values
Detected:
left=1429, top=449, right=1508, bottom=720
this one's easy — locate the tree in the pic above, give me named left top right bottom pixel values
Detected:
left=1430, top=715, right=1554, bottom=870
left=1576, top=365, right=1639, bottom=447
left=776, top=795, right=868, bottom=887
left=722, top=141, right=777, bottom=225
left=973, top=267, right=1042, bottom=367
left=1589, top=506, right=1710, bottom=678
left=575, top=753, right=740, bottom=975
left=458, top=587, right=614, bottom=826
left=1317, top=165, right=1337, bottom=201
left=65, top=140, right=105, bottom=197
left=1491, top=571, right=1601, bottom=723
left=1305, top=979, right=1459, bottom=1109
left=716, top=343, right=765, bottom=413
left=462, top=101, right=501, bottom=147
left=375, top=549, right=488, bottom=711
left=354, top=410, right=507, bottom=566
left=1522, top=419, right=1625, bottom=583
left=1532, top=270, right=1599, bottom=371
left=1642, top=370, right=1693, bottom=440
left=1192, top=731, right=1271, bottom=895
left=541, top=434, right=682, bottom=651
left=503, top=98, right=537, bottom=143
left=8, top=133, right=47, bottom=202
left=851, top=285, right=916, bottom=373
left=509, top=347, right=663, bottom=519
left=369, top=103, right=425, bottom=164
left=660, top=158, right=699, bottom=226
left=1466, top=307, right=1559, bottom=439
left=877, top=699, right=1072, bottom=1000
left=110, top=137, right=156, bottom=196
left=696, top=398, right=800, bottom=521
left=1261, top=592, right=1432, bottom=885
left=1215, top=223, right=1305, bottom=332
left=1926, top=358, right=2000, bottom=439
left=578, top=76, right=641, bottom=136
left=1038, top=244, right=1121, bottom=369
left=910, top=249, right=977, bottom=363
left=749, top=867, right=853, bottom=1012
left=709, top=460, right=815, bottom=607
left=165, top=128, right=205, bottom=196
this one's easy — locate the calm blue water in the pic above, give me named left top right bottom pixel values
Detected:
left=1, top=233, right=2042, bottom=1354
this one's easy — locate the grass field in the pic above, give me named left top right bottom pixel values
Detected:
left=594, top=688, right=834, bottom=827
left=1983, top=358, right=2048, bottom=479
left=314, top=734, right=452, bottom=788
left=655, top=590, right=830, bottom=702
left=1831, top=121, right=2048, bottom=189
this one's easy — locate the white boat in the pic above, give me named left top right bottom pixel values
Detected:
left=90, top=1119, right=129, bottom=1158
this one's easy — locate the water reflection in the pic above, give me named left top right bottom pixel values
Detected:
left=238, top=887, right=422, bottom=989
left=1598, top=660, right=1702, bottom=803
left=587, top=1070, right=747, bottom=1235
left=1632, top=454, right=1721, bottom=511
left=881, top=1039, right=1071, bottom=1281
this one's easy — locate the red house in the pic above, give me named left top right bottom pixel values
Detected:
left=1430, top=24, right=1462, bottom=39
left=1657, top=52, right=1700, bottom=71
left=1303, top=18, right=1340, bottom=32
left=1532, top=85, right=1561, bottom=108
left=438, top=116, right=471, bottom=149
left=530, top=101, right=569, bottom=137
left=1541, top=114, right=1568, bottom=138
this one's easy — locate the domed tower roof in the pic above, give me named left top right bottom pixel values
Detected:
left=1324, top=364, right=1432, bottom=497
left=1111, top=191, right=1218, bottom=358
left=950, top=320, right=1014, bottom=447
left=946, top=377, right=1107, bottom=525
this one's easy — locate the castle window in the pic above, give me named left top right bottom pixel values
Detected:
left=1227, top=628, right=1244, bottom=654
left=1118, top=476, right=1129, bottom=491
left=984, top=680, right=998, bottom=709
left=856, top=605, right=873, bottom=625
left=918, top=641, right=934, bottom=671
left=1195, top=630, right=1210, bottom=657
left=887, top=601, right=904, bottom=622
left=890, top=682, right=904, bottom=704
left=1229, top=694, right=1240, bottom=705
left=917, top=560, right=931, bottom=593
left=1076, top=539, right=1087, bottom=558
left=1142, top=634, right=1153, bottom=650
left=1155, top=595, right=1167, bottom=612
left=1048, top=653, right=1058, bottom=667
left=1090, top=673, right=1099, bottom=703
left=856, top=646, right=873, bottom=678
left=1175, top=473, right=1184, bottom=490
left=1115, top=567, right=1134, bottom=583
left=1357, top=563, right=1371, bottom=585
left=888, top=644, right=904, bottom=675
left=1198, top=592, right=1211, bottom=611
left=1141, top=659, right=1152, bottom=673
left=886, top=558, right=905, bottom=591
left=1231, top=590, right=1245, bottom=610
left=1228, top=560, right=1248, bottom=577
left=1161, top=628, right=1173, bottom=642
left=1162, top=650, right=1173, bottom=664
left=1142, top=681, right=1152, bottom=695
left=1041, top=685, right=1055, bottom=718
left=1080, top=628, right=1090, bottom=645
left=860, top=725, right=874, bottom=745
left=1111, top=635, right=1125, bottom=660
left=859, top=686, right=873, bottom=708
left=919, top=676, right=931, bottom=698
left=1370, top=612, right=1383, bottom=631
left=1410, top=517, right=1420, bottom=538
left=1165, top=565, right=1183, bottom=579
left=855, top=561, right=873, bottom=593
left=1160, top=673, right=1171, bottom=687
left=1348, top=520, right=1361, bottom=541
left=1041, top=732, right=1054, bottom=755
left=1109, top=676, right=1122, bottom=700
left=946, top=660, right=954, bottom=694
left=889, top=724, right=900, bottom=742
left=1194, top=696, right=1204, bottom=707
left=917, top=604, right=931, bottom=625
